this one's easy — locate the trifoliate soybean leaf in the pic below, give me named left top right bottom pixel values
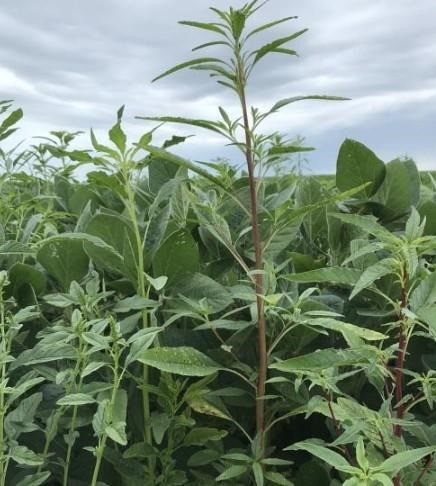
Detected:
left=136, top=347, right=220, bottom=376
left=37, top=237, right=89, bottom=291
left=373, top=158, right=420, bottom=222
left=336, top=139, right=386, bottom=198
left=176, top=273, right=233, bottom=313
left=153, top=230, right=199, bottom=287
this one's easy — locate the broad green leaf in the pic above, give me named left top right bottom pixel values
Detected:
left=85, top=213, right=135, bottom=278
left=373, top=158, right=420, bottom=222
left=12, top=343, right=76, bottom=368
left=153, top=230, right=199, bottom=286
left=9, top=262, right=47, bottom=303
left=148, top=154, right=179, bottom=194
left=188, top=397, right=231, bottom=420
left=136, top=346, right=220, bottom=376
left=0, top=241, right=34, bottom=256
left=310, top=318, right=386, bottom=341
left=37, top=236, right=89, bottom=290
left=419, top=200, right=436, bottom=235
left=336, top=139, right=386, bottom=198
left=176, top=272, right=233, bottom=313
left=108, top=120, right=127, bottom=153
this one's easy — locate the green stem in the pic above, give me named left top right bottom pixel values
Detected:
left=0, top=291, right=6, bottom=485
left=63, top=405, right=79, bottom=486
left=123, top=172, right=152, bottom=448
left=63, top=371, right=85, bottom=486
left=90, top=435, right=108, bottom=486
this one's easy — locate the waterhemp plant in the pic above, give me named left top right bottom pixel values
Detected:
left=139, top=0, right=347, bottom=453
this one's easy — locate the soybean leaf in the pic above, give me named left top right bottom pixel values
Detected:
left=136, top=347, right=220, bottom=376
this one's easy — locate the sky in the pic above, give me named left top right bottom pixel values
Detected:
left=0, top=0, right=435, bottom=174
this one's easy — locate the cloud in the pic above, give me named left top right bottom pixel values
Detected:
left=0, top=0, right=434, bottom=173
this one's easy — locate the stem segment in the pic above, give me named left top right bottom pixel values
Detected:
left=237, top=66, right=267, bottom=450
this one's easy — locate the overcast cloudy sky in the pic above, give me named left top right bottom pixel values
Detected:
left=1, top=0, right=435, bottom=173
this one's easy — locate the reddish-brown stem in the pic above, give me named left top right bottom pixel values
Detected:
left=394, top=270, right=408, bottom=438
left=414, top=455, right=434, bottom=485
left=237, top=74, right=267, bottom=449
left=325, top=391, right=354, bottom=464
left=394, top=323, right=407, bottom=437
left=378, top=431, right=390, bottom=459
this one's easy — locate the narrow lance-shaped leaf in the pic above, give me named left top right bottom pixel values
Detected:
left=270, top=349, right=363, bottom=372
left=350, top=258, right=398, bottom=300
left=284, top=267, right=362, bottom=285
left=179, top=20, right=227, bottom=35
left=152, top=57, right=226, bottom=82
left=246, top=16, right=298, bottom=39
left=142, top=144, right=227, bottom=189
left=377, top=446, right=436, bottom=474
left=267, top=95, right=350, bottom=116
left=137, top=116, right=226, bottom=135
left=268, top=145, right=315, bottom=156
left=251, top=29, right=308, bottom=66
left=285, top=441, right=359, bottom=474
